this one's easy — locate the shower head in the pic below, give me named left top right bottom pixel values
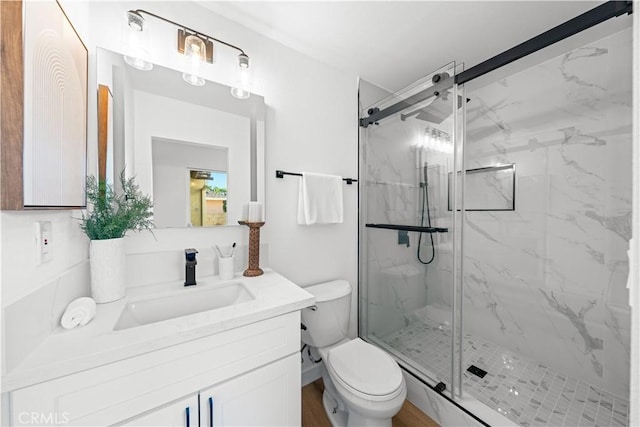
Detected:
left=400, top=91, right=470, bottom=124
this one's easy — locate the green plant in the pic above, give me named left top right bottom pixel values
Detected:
left=80, top=172, right=153, bottom=240
left=205, top=185, right=227, bottom=197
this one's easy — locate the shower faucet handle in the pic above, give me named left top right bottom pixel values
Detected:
left=398, top=230, right=410, bottom=247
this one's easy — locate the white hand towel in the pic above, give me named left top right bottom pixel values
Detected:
left=297, top=172, right=344, bottom=225
left=61, top=297, right=97, bottom=329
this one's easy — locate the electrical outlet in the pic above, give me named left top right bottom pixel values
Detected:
left=35, top=221, right=52, bottom=264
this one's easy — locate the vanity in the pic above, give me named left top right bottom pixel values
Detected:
left=3, top=270, right=314, bottom=426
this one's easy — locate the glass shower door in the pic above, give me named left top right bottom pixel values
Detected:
left=458, top=28, right=633, bottom=427
left=359, top=62, right=464, bottom=399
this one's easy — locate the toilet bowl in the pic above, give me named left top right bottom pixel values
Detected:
left=301, top=280, right=406, bottom=426
left=323, top=338, right=407, bottom=426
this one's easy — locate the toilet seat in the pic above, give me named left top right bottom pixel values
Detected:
left=326, top=338, right=404, bottom=402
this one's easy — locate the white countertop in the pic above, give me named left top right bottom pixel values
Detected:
left=2, top=269, right=314, bottom=392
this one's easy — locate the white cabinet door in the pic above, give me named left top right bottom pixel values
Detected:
left=118, top=394, right=199, bottom=427
left=200, top=354, right=300, bottom=427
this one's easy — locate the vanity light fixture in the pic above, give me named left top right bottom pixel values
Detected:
left=124, top=9, right=251, bottom=98
left=421, top=126, right=451, bottom=153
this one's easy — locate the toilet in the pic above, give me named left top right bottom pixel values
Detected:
left=301, top=280, right=406, bottom=427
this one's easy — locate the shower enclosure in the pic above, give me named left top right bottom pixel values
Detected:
left=359, top=12, right=632, bottom=427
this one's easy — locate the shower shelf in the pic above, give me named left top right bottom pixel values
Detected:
left=365, top=224, right=448, bottom=233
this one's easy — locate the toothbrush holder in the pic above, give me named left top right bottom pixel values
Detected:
left=238, top=221, right=265, bottom=277
left=218, top=255, right=235, bottom=281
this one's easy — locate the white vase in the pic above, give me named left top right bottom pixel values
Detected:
left=90, top=237, right=126, bottom=303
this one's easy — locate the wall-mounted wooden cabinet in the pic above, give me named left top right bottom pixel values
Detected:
left=0, top=0, right=87, bottom=210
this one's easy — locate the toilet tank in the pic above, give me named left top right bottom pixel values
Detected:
left=300, top=280, right=352, bottom=348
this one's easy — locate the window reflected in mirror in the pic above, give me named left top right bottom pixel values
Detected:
left=189, top=170, right=227, bottom=226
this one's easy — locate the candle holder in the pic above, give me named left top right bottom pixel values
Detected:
left=238, top=221, right=265, bottom=277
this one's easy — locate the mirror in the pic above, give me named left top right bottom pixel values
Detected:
left=96, top=47, right=265, bottom=227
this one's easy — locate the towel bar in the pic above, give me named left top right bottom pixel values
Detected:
left=275, top=170, right=357, bottom=184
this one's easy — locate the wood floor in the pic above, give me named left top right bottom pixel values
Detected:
left=302, top=379, right=439, bottom=427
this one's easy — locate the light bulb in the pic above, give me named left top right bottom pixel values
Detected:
left=123, top=11, right=153, bottom=71
left=231, top=54, right=251, bottom=99
left=182, top=35, right=206, bottom=86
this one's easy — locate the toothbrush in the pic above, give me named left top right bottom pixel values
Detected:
left=215, top=245, right=224, bottom=258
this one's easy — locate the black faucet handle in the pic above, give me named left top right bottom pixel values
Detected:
left=185, top=248, right=198, bottom=262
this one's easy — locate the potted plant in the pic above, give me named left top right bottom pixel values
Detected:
left=80, top=172, right=153, bottom=303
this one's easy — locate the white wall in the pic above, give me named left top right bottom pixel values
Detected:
left=2, top=0, right=358, bottom=336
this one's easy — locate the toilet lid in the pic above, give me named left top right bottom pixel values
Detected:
left=327, top=338, right=403, bottom=397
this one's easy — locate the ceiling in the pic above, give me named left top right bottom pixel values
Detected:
left=196, top=1, right=619, bottom=92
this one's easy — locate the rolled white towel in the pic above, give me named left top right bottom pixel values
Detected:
left=61, top=297, right=97, bottom=329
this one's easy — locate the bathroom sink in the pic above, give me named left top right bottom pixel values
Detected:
left=113, top=281, right=255, bottom=330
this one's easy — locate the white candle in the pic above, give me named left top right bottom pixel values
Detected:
left=248, top=201, right=263, bottom=222
left=242, top=203, right=249, bottom=221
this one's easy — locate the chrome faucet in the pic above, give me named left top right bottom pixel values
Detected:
left=184, top=248, right=198, bottom=286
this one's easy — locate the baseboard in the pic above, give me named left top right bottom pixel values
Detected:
left=302, top=361, right=323, bottom=387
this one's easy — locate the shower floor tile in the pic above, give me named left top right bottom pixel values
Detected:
left=380, top=320, right=629, bottom=427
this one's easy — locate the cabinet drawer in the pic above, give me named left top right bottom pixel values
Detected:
left=11, top=311, right=299, bottom=426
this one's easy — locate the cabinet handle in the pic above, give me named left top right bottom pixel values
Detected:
left=209, top=397, right=214, bottom=427
left=185, top=406, right=190, bottom=427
